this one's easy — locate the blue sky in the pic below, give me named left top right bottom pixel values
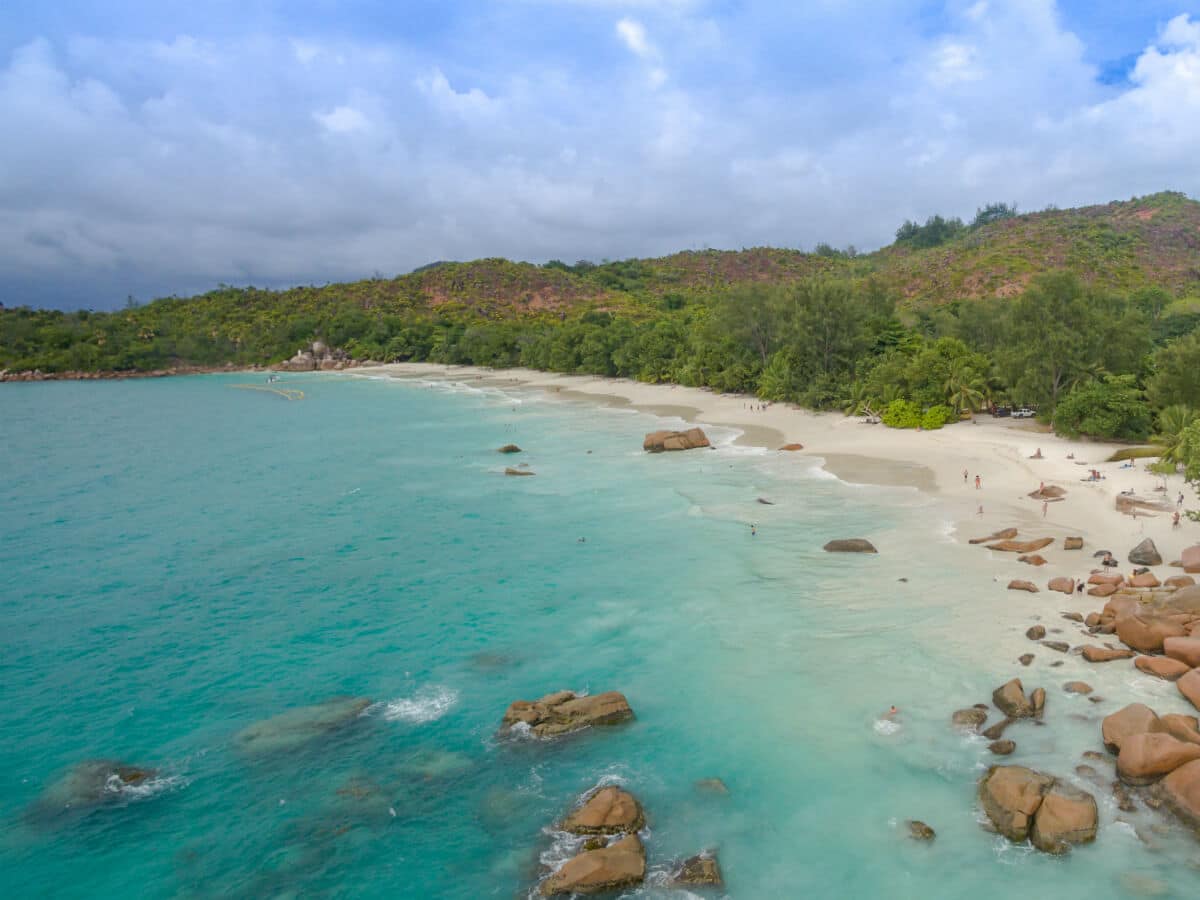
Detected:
left=2, top=1, right=1199, bottom=309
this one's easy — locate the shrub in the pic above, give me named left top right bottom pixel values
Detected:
left=921, top=405, right=953, bottom=430
left=881, top=399, right=922, bottom=429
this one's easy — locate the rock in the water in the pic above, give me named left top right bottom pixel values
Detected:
left=952, top=708, right=989, bottom=731
left=1164, top=637, right=1200, bottom=668
left=1061, top=611, right=1084, bottom=623
left=235, top=696, right=371, bottom=755
left=969, top=527, right=1019, bottom=544
left=989, top=740, right=1016, bottom=755
left=1064, top=681, right=1093, bottom=695
left=500, top=690, right=633, bottom=738
left=1041, top=640, right=1070, bottom=653
left=505, top=467, right=535, bottom=476
left=497, top=444, right=522, bottom=453
left=1102, top=703, right=1167, bottom=754
left=1135, top=656, right=1192, bottom=681
left=1009, top=580, right=1040, bottom=592
left=1048, top=577, right=1075, bottom=595
left=540, top=834, right=646, bottom=895
left=1162, top=714, right=1200, bottom=746
left=643, top=428, right=710, bottom=453
left=1129, top=538, right=1163, bottom=566
left=1179, top=669, right=1200, bottom=712
left=1064, top=537, right=1084, bottom=551
left=1082, top=645, right=1135, bottom=663
left=977, top=765, right=1054, bottom=842
left=1161, top=758, right=1200, bottom=829
left=1029, top=780, right=1098, bottom=854
left=822, top=538, right=878, bottom=553
left=988, top=537, right=1055, bottom=553
left=756, top=497, right=775, bottom=505
left=993, top=679, right=1034, bottom=719
left=560, top=786, right=645, bottom=835
left=28, top=760, right=161, bottom=823
left=1117, top=615, right=1187, bottom=654
left=982, top=718, right=1014, bottom=740
left=694, top=778, right=729, bottom=795
left=1031, top=687, right=1046, bottom=717
left=906, top=820, right=936, bottom=840
left=1116, top=732, right=1200, bottom=785
left=671, top=852, right=723, bottom=886
left=1019, top=653, right=1034, bottom=666
left=1025, top=625, right=1046, bottom=641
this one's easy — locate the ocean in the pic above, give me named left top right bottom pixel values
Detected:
left=0, top=372, right=1194, bottom=898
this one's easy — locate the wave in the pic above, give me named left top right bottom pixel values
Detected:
left=379, top=686, right=459, bottom=724
left=104, top=772, right=189, bottom=802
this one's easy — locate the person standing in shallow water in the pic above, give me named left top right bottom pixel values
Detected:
left=975, top=474, right=981, bottom=490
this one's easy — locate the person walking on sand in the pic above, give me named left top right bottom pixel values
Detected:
left=1174, top=511, right=1182, bottom=529
left=963, top=468, right=969, bottom=484
left=1042, top=500, right=1048, bottom=518
left=975, top=474, right=981, bottom=490
left=977, top=504, right=984, bottom=517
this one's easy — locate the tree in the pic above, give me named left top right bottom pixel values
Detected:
left=971, top=203, right=1019, bottom=228
left=1148, top=332, right=1200, bottom=410
left=1154, top=405, right=1197, bottom=462
left=1051, top=374, right=1152, bottom=440
left=712, top=284, right=784, bottom=366
left=943, top=358, right=986, bottom=414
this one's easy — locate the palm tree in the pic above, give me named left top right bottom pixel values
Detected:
left=943, top=360, right=986, bottom=415
left=1154, top=405, right=1197, bottom=462
left=841, top=380, right=873, bottom=416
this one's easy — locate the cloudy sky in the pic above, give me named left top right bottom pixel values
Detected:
left=2, top=1, right=1199, bottom=309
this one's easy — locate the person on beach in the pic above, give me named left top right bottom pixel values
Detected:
left=977, top=504, right=984, bottom=517
left=1181, top=493, right=1186, bottom=508
left=1042, top=501, right=1048, bottom=518
left=975, top=474, right=981, bottom=490
left=1175, top=511, right=1182, bottom=529
left=963, top=468, right=969, bottom=484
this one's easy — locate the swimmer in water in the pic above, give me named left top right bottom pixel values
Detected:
left=750, top=524, right=757, bottom=537
left=885, top=705, right=898, bottom=718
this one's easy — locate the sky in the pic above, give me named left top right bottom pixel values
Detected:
left=2, top=1, right=1199, bottom=309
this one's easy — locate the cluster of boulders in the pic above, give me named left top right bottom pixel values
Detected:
left=1101, top=703, right=1200, bottom=830
left=642, top=428, right=711, bottom=452
left=499, top=690, right=634, bottom=738
left=275, top=341, right=356, bottom=372
left=953, top=677, right=1047, bottom=758
left=978, top=766, right=1098, bottom=853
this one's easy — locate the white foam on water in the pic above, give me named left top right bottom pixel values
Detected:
left=104, top=772, right=189, bottom=802
left=379, top=686, right=459, bottom=724
left=873, top=718, right=901, bottom=736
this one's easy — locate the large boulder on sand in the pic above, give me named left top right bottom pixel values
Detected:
left=993, top=679, right=1034, bottom=719
left=1129, top=538, right=1163, bottom=566
left=1164, top=637, right=1200, bottom=668
left=500, top=690, right=633, bottom=738
left=823, top=539, right=877, bottom=553
left=235, top=696, right=371, bottom=755
left=1082, top=645, right=1134, bottom=663
left=540, top=834, right=646, bottom=895
left=988, top=537, right=1055, bottom=553
left=1102, top=703, right=1166, bottom=754
left=643, top=428, right=710, bottom=453
left=1116, top=732, right=1200, bottom=785
left=560, top=786, right=645, bottom=835
left=1064, top=537, right=1084, bottom=550
left=977, top=765, right=1053, bottom=842
left=1116, top=615, right=1187, bottom=654
left=1029, top=781, right=1098, bottom=854
left=1183, top=544, right=1200, bottom=574
left=1162, top=714, right=1200, bottom=746
left=1161, top=759, right=1200, bottom=830
left=1009, top=580, right=1039, bottom=593
left=1135, top=656, right=1193, bottom=681
left=1048, top=577, right=1075, bottom=595
left=1179, top=669, right=1200, bottom=713
left=1129, top=571, right=1161, bottom=588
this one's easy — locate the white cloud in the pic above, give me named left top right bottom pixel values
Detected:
left=929, top=41, right=981, bottom=86
left=314, top=105, right=368, bottom=134
left=616, top=18, right=656, bottom=58
left=417, top=67, right=496, bottom=116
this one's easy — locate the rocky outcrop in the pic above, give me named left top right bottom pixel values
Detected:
left=1129, top=572, right=1161, bottom=588
left=235, top=696, right=371, bottom=755
left=1116, top=615, right=1187, bottom=653
left=497, top=444, right=522, bottom=453
left=1166, top=575, right=1198, bottom=589
left=1117, top=495, right=1173, bottom=516
left=1162, top=714, right=1200, bottom=746
left=1134, top=656, right=1192, bottom=681
left=500, top=690, right=633, bottom=737
left=1116, top=732, right=1200, bottom=785
left=1129, top=538, right=1163, bottom=566
left=906, top=820, right=936, bottom=840
left=540, top=834, right=646, bottom=895
left=1028, top=781, right=1099, bottom=854
left=671, top=852, right=723, bottom=886
left=988, top=537, right=1055, bottom=553
left=560, top=787, right=645, bottom=835
left=979, top=766, right=1054, bottom=842
left=989, top=740, right=1016, bottom=755
left=28, top=760, right=160, bottom=822
left=1179, top=669, right=1200, bottom=712
left=1183, top=544, right=1200, bottom=574
left=1064, top=681, right=1093, bottom=695
left=952, top=708, right=988, bottom=731
left=993, top=679, right=1034, bottom=719
left=822, top=538, right=878, bottom=553
left=970, top=527, right=1019, bottom=545
left=1161, top=759, right=1200, bottom=829
left=643, top=428, right=710, bottom=452
left=1102, top=703, right=1166, bottom=754
left=276, top=341, right=351, bottom=372
left=1041, top=641, right=1069, bottom=653
left=1164, top=637, right=1200, bottom=668
left=1082, top=645, right=1135, bottom=663
left=1009, top=580, right=1039, bottom=592
left=1029, top=486, right=1067, bottom=499
left=1064, top=537, right=1084, bottom=550
left=1048, top=577, right=1075, bottom=594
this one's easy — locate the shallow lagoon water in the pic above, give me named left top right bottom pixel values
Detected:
left=1, top=373, right=1196, bottom=898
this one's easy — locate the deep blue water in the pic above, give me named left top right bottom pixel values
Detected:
left=1, top=373, right=1195, bottom=898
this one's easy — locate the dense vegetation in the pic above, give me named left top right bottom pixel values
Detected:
left=5, top=191, right=1200, bottom=489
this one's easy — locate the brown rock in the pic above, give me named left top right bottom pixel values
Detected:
left=1162, top=714, right=1200, bottom=746
left=671, top=853, right=722, bottom=886
left=1134, top=656, right=1192, bottom=681
left=1129, top=572, right=1162, bottom=589
left=1088, top=572, right=1125, bottom=586
left=989, top=740, right=1016, bottom=755
left=1018, top=653, right=1035, bottom=666
left=1041, top=641, right=1070, bottom=653
left=952, top=708, right=989, bottom=731
left=497, top=444, right=522, bottom=453
left=1102, top=703, right=1166, bottom=754
left=969, top=527, right=1019, bottom=545
left=1088, top=584, right=1119, bottom=598
left=982, top=718, right=1014, bottom=740
left=1030, top=781, right=1098, bottom=854
left=1025, top=625, right=1046, bottom=640
left=1009, top=580, right=1039, bottom=592
left=1182, top=544, right=1200, bottom=574
left=993, top=679, right=1034, bottom=718
left=643, top=428, right=710, bottom=453
left=1031, top=687, right=1046, bottom=717
left=500, top=690, right=634, bottom=737
left=1164, top=637, right=1200, bottom=668
left=1161, top=758, right=1200, bottom=829
left=823, top=538, right=877, bottom=553
left=1085, top=612, right=1103, bottom=628
left=1116, top=615, right=1187, bottom=653
left=560, top=787, right=645, bottom=835
left=1166, top=575, right=1198, bottom=589
left=1048, top=577, right=1075, bottom=595
left=1180, top=668, right=1200, bottom=712
left=1116, top=732, right=1200, bottom=785
left=540, top=834, right=645, bottom=895
left=1064, top=537, right=1084, bottom=550
left=778, top=443, right=805, bottom=451
left=977, top=765, right=1053, bottom=842
left=1062, top=611, right=1084, bottom=623
left=1129, top=538, right=1163, bottom=566
left=1029, top=485, right=1067, bottom=499
left=1063, top=681, right=1093, bottom=694
left=1018, top=554, right=1048, bottom=566
left=988, top=537, right=1055, bottom=553
left=505, top=467, right=535, bottom=476
left=906, top=820, right=936, bottom=841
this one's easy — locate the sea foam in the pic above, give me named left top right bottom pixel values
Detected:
left=380, top=686, right=459, bottom=723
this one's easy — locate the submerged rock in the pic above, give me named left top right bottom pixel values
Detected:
left=497, top=444, right=522, bottom=453
left=1019, top=653, right=1035, bottom=666
left=500, top=690, right=633, bottom=738
left=952, top=708, right=989, bottom=732
left=823, top=538, right=878, bottom=553
left=989, top=740, right=1016, bottom=755
left=1025, top=625, right=1046, bottom=641
left=671, top=852, right=723, bottom=886
left=540, top=834, right=645, bottom=896
left=694, top=778, right=730, bottom=795
left=28, top=760, right=162, bottom=824
left=504, top=467, right=535, bottom=476
left=906, top=820, right=936, bottom=841
left=235, top=696, right=371, bottom=756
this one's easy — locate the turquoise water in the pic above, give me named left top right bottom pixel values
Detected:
left=1, top=373, right=1195, bottom=898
